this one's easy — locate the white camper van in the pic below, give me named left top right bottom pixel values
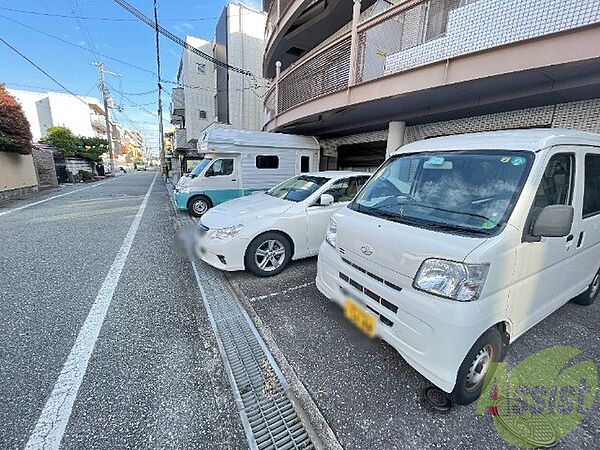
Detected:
left=316, top=129, right=600, bottom=405
left=174, top=129, right=320, bottom=216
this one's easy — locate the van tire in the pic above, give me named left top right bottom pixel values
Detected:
left=571, top=268, right=600, bottom=306
left=451, top=327, right=503, bottom=405
left=188, top=196, right=212, bottom=217
left=245, top=232, right=292, bottom=277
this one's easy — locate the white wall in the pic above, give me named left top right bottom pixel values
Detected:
left=7, top=89, right=46, bottom=141
left=181, top=36, right=215, bottom=142
left=227, top=3, right=268, bottom=131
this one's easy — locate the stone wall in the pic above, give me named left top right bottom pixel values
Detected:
left=31, top=143, right=58, bottom=189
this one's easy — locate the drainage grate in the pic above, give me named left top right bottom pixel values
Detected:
left=191, top=261, right=316, bottom=450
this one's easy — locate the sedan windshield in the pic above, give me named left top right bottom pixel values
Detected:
left=349, top=150, right=533, bottom=235
left=267, top=175, right=330, bottom=202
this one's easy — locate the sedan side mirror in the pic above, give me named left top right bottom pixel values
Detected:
left=532, top=205, right=574, bottom=238
left=319, top=194, right=334, bottom=206
left=190, top=173, right=197, bottom=179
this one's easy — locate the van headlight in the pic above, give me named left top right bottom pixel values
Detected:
left=414, top=259, right=489, bottom=302
left=209, top=224, right=244, bottom=240
left=325, top=218, right=337, bottom=248
left=178, top=187, right=192, bottom=193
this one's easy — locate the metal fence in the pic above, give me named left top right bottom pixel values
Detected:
left=277, top=36, right=352, bottom=114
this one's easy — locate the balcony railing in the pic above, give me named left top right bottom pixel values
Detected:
left=265, top=0, right=600, bottom=127
left=175, top=128, right=191, bottom=151
left=170, top=87, right=185, bottom=118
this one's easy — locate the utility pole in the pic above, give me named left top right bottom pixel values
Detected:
left=92, top=62, right=118, bottom=175
left=153, top=0, right=166, bottom=172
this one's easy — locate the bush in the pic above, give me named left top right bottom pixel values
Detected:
left=78, top=169, right=93, bottom=182
left=0, top=84, right=33, bottom=154
left=43, top=127, right=107, bottom=162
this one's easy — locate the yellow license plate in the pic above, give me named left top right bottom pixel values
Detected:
left=343, top=299, right=376, bottom=337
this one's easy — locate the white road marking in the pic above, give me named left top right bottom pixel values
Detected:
left=0, top=177, right=120, bottom=217
left=248, top=281, right=316, bottom=303
left=24, top=173, right=157, bottom=450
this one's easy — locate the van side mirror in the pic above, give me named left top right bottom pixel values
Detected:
left=531, top=205, right=574, bottom=238
left=319, top=194, right=334, bottom=206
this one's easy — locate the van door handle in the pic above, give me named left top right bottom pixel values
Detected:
left=577, top=231, right=584, bottom=248
left=231, top=179, right=237, bottom=182
left=566, top=234, right=574, bottom=242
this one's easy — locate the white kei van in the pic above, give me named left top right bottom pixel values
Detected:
left=174, top=129, right=319, bottom=216
left=316, top=129, right=600, bottom=405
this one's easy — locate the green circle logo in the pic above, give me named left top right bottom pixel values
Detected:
left=476, top=346, right=598, bottom=447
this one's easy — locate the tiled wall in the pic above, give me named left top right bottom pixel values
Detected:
left=385, top=0, right=600, bottom=75
left=319, top=98, right=600, bottom=166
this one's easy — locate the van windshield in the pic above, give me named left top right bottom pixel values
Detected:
left=267, top=175, right=330, bottom=202
left=190, top=158, right=211, bottom=176
left=349, top=150, right=533, bottom=235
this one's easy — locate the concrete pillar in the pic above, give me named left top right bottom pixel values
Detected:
left=275, top=60, right=282, bottom=115
left=386, top=121, right=406, bottom=158
left=348, top=0, right=362, bottom=87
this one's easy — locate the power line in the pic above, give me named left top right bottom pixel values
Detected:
left=0, top=14, right=157, bottom=75
left=0, top=36, right=89, bottom=106
left=112, top=0, right=258, bottom=81
left=0, top=6, right=223, bottom=22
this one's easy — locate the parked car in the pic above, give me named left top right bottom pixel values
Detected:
left=197, top=171, right=371, bottom=276
left=136, top=163, right=146, bottom=171
left=174, top=128, right=320, bottom=217
left=316, top=129, right=600, bottom=405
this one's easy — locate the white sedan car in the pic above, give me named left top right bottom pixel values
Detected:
left=197, top=171, right=370, bottom=276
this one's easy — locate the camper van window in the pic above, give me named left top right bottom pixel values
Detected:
left=256, top=155, right=279, bottom=169
left=584, top=154, right=600, bottom=218
left=190, top=159, right=211, bottom=176
left=301, top=156, right=310, bottom=173
left=207, top=158, right=234, bottom=177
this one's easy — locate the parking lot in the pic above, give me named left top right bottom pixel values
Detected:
left=224, top=257, right=600, bottom=449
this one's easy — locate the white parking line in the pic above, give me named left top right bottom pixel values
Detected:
left=24, top=173, right=156, bottom=450
left=0, top=177, right=120, bottom=217
left=248, top=281, right=316, bottom=303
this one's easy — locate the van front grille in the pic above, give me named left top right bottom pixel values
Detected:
left=341, top=258, right=402, bottom=292
left=339, top=272, right=399, bottom=316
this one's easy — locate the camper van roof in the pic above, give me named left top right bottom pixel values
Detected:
left=393, top=129, right=600, bottom=155
left=201, top=128, right=319, bottom=150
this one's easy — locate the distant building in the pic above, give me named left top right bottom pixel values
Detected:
left=170, top=2, right=268, bottom=161
left=8, top=89, right=110, bottom=142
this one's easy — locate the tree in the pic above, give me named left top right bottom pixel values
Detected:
left=0, top=84, right=33, bottom=154
left=43, top=127, right=108, bottom=162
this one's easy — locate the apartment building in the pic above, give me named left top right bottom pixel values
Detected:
left=8, top=89, right=111, bottom=142
left=170, top=2, right=268, bottom=156
left=263, top=0, right=600, bottom=171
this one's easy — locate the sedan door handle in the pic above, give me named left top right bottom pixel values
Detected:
left=566, top=234, right=574, bottom=242
left=231, top=179, right=237, bottom=182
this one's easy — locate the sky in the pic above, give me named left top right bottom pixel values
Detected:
left=0, top=0, right=263, bottom=155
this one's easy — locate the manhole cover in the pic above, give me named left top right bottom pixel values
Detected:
left=422, top=386, right=452, bottom=412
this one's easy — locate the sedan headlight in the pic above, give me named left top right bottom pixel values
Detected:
left=178, top=187, right=192, bottom=193
left=414, top=259, right=489, bottom=302
left=325, top=218, right=337, bottom=248
left=208, top=224, right=244, bottom=240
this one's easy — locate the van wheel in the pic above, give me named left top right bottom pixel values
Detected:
left=571, top=268, right=600, bottom=306
left=188, top=196, right=211, bottom=217
left=451, top=327, right=503, bottom=405
left=245, top=232, right=291, bottom=277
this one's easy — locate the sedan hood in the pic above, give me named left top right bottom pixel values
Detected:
left=335, top=208, right=486, bottom=279
left=201, top=193, right=294, bottom=228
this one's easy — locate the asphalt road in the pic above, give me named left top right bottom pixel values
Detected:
left=227, top=258, right=600, bottom=449
left=0, top=172, right=244, bottom=450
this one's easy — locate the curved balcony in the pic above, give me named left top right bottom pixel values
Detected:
left=264, top=0, right=600, bottom=136
left=263, top=0, right=378, bottom=78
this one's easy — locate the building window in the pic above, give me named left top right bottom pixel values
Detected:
left=199, top=110, right=207, bottom=119
left=256, top=155, right=279, bottom=169
left=583, top=154, right=600, bottom=218
left=197, top=63, right=206, bottom=74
